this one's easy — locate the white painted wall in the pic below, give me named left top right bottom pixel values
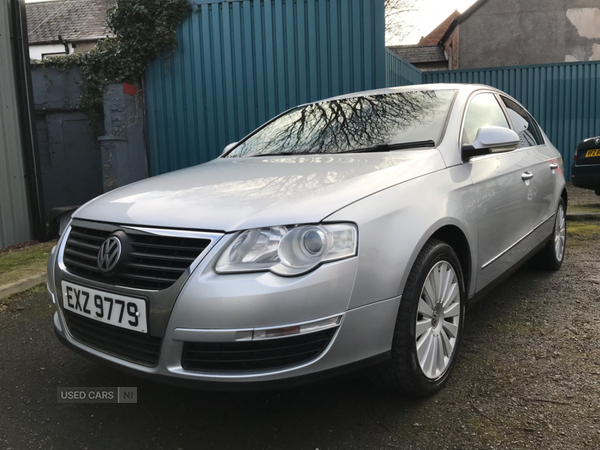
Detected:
left=29, top=43, right=74, bottom=60
left=567, top=8, right=600, bottom=39
left=566, top=8, right=600, bottom=62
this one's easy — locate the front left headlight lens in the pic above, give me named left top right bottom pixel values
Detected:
left=215, top=223, right=357, bottom=276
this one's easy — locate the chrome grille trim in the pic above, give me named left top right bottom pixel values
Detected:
left=59, top=221, right=223, bottom=291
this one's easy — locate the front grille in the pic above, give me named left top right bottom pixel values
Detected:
left=63, top=225, right=211, bottom=290
left=63, top=310, right=162, bottom=366
left=181, top=328, right=337, bottom=372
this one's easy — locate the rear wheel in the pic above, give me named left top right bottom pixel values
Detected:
left=533, top=198, right=566, bottom=271
left=377, top=239, right=465, bottom=397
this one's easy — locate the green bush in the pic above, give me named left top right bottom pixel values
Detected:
left=39, top=0, right=192, bottom=127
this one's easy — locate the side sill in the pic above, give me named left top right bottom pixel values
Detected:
left=467, top=236, right=551, bottom=309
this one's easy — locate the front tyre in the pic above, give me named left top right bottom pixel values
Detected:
left=378, top=239, right=465, bottom=397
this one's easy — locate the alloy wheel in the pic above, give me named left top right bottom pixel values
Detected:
left=415, top=261, right=461, bottom=380
left=555, top=204, right=566, bottom=262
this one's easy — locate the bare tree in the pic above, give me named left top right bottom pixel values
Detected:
left=385, top=0, right=416, bottom=44
left=230, top=91, right=451, bottom=157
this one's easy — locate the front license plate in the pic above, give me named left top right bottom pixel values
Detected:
left=585, top=148, right=600, bottom=157
left=61, top=281, right=148, bottom=333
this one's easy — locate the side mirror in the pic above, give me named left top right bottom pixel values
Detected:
left=462, top=126, right=520, bottom=161
left=221, top=142, right=239, bottom=156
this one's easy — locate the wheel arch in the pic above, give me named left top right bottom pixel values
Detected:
left=429, top=225, right=472, bottom=294
left=560, top=187, right=568, bottom=207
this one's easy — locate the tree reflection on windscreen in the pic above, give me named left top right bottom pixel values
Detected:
left=227, top=89, right=457, bottom=157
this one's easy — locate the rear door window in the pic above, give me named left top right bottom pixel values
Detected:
left=500, top=97, right=544, bottom=147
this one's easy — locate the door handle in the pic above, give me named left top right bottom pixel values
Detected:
left=521, top=172, right=534, bottom=181
left=549, top=163, right=559, bottom=170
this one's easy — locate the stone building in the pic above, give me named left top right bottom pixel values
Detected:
left=441, top=0, right=600, bottom=69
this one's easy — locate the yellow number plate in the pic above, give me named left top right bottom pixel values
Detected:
left=586, top=148, right=600, bottom=157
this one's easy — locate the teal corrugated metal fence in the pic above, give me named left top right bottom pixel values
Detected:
left=386, top=50, right=423, bottom=87
left=145, top=0, right=386, bottom=175
left=424, top=61, right=600, bottom=180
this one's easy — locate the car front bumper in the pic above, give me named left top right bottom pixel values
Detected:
left=48, top=223, right=399, bottom=389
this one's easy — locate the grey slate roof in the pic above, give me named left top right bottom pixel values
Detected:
left=26, top=0, right=115, bottom=45
left=386, top=45, right=447, bottom=64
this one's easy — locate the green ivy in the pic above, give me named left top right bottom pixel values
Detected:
left=37, top=0, right=192, bottom=127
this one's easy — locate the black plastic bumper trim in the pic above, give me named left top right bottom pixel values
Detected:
left=54, top=326, right=391, bottom=392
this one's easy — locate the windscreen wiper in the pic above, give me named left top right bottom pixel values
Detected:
left=246, top=140, right=436, bottom=157
left=249, top=151, right=305, bottom=157
left=346, top=140, right=436, bottom=153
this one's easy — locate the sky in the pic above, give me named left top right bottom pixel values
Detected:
left=393, top=0, right=479, bottom=45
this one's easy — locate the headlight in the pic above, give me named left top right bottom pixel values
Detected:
left=215, top=223, right=357, bottom=276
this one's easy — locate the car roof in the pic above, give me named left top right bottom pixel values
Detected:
left=322, top=83, right=500, bottom=102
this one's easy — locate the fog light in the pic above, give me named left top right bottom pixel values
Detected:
left=252, top=315, right=342, bottom=340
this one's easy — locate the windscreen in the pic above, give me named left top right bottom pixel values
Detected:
left=226, top=89, right=457, bottom=157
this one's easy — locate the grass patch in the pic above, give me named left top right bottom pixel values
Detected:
left=0, top=241, right=57, bottom=287
left=0, top=284, right=47, bottom=313
left=566, top=221, right=600, bottom=248
left=568, top=204, right=600, bottom=213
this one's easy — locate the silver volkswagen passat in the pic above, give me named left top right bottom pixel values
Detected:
left=47, top=84, right=566, bottom=396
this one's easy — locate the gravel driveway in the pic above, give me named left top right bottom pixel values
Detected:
left=1, top=218, right=599, bottom=450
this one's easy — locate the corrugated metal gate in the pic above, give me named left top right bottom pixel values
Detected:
left=31, top=66, right=104, bottom=217
left=147, top=4, right=599, bottom=181
left=423, top=61, right=600, bottom=180
left=145, top=0, right=385, bottom=175
left=385, top=49, right=422, bottom=87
